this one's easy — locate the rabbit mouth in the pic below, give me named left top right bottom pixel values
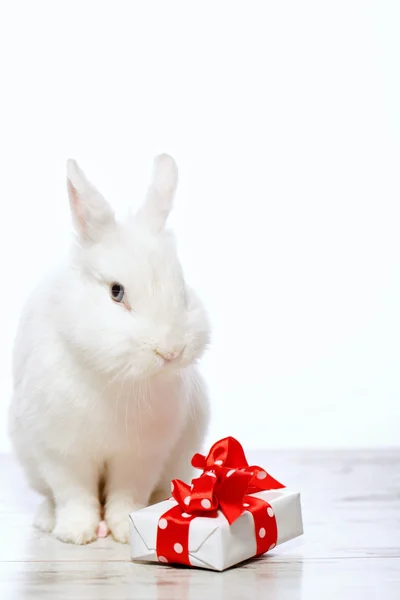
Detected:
left=154, top=347, right=185, bottom=364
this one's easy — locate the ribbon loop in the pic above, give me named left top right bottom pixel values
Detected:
left=172, top=437, right=285, bottom=524
left=191, top=436, right=249, bottom=471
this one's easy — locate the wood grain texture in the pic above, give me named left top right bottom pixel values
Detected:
left=1, top=450, right=399, bottom=599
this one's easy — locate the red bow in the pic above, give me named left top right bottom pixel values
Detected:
left=172, top=436, right=284, bottom=524
left=156, top=437, right=285, bottom=566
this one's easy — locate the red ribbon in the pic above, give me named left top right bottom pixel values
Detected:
left=156, top=437, right=285, bottom=566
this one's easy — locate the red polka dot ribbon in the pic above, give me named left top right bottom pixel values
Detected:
left=156, top=437, right=284, bottom=566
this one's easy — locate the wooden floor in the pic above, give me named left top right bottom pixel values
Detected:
left=1, top=449, right=399, bottom=599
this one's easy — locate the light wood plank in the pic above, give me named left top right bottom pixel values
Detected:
left=1, top=450, right=399, bottom=599
left=0, top=558, right=399, bottom=600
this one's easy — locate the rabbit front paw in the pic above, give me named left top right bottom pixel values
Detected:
left=106, top=504, right=144, bottom=544
left=109, top=517, right=130, bottom=544
left=53, top=504, right=99, bottom=545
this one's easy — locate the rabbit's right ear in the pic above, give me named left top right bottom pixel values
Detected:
left=67, top=160, right=115, bottom=244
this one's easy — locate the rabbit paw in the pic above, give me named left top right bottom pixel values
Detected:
left=96, top=520, right=109, bottom=538
left=34, top=498, right=55, bottom=533
left=109, top=517, right=130, bottom=544
left=53, top=505, right=99, bottom=545
left=107, top=504, right=144, bottom=544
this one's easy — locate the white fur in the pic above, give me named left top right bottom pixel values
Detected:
left=8, top=154, right=210, bottom=544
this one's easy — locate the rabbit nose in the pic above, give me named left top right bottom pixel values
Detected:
left=155, top=347, right=184, bottom=362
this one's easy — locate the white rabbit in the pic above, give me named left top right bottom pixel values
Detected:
left=8, top=154, right=210, bottom=545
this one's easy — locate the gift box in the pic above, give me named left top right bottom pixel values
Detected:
left=129, top=437, right=303, bottom=571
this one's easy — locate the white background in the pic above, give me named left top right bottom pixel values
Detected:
left=0, top=1, right=399, bottom=452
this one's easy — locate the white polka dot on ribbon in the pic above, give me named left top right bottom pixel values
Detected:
left=158, top=518, right=168, bottom=530
left=158, top=556, right=168, bottom=563
left=267, top=507, right=274, bottom=517
left=204, top=471, right=217, bottom=478
left=181, top=512, right=191, bottom=518
left=259, top=528, right=266, bottom=538
left=243, top=503, right=250, bottom=508
left=257, top=471, right=267, bottom=480
left=226, top=469, right=236, bottom=478
left=174, top=543, right=183, bottom=554
left=184, top=496, right=191, bottom=506
left=214, top=460, right=223, bottom=466
left=269, top=543, right=276, bottom=550
left=201, top=498, right=211, bottom=509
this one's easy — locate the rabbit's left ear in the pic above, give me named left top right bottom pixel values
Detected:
left=67, top=159, right=115, bottom=244
left=139, top=154, right=178, bottom=232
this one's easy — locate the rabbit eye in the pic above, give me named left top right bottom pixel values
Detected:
left=111, top=283, right=125, bottom=303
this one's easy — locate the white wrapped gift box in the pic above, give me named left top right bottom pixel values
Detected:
left=129, top=488, right=303, bottom=571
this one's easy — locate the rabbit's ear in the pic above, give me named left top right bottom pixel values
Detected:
left=139, top=154, right=178, bottom=232
left=67, top=160, right=115, bottom=244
